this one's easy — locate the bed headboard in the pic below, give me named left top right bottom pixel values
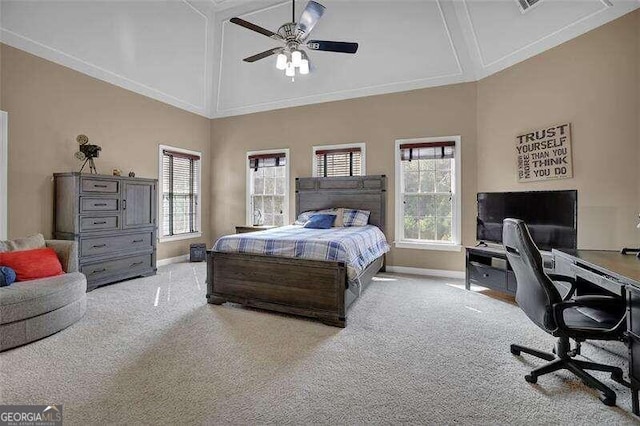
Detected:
left=295, top=175, right=387, bottom=234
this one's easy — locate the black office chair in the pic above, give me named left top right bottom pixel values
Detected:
left=503, top=218, right=627, bottom=406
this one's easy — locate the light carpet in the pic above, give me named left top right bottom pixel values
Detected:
left=0, top=263, right=636, bottom=425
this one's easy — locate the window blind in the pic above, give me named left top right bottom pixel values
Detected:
left=315, top=147, right=362, bottom=177
left=248, top=152, right=286, bottom=171
left=399, top=141, right=455, bottom=161
left=162, top=149, right=200, bottom=236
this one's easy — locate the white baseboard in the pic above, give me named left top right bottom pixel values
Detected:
left=157, top=254, right=189, bottom=267
left=385, top=265, right=465, bottom=280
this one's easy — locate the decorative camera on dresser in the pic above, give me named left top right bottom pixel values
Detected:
left=54, top=172, right=157, bottom=291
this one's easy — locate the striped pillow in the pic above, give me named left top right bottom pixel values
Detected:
left=343, top=209, right=370, bottom=227
left=294, top=210, right=317, bottom=225
left=294, top=208, right=344, bottom=226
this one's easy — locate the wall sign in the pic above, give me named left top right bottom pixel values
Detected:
left=516, top=123, right=573, bottom=182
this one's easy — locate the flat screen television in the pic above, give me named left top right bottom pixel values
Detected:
left=477, top=190, right=577, bottom=251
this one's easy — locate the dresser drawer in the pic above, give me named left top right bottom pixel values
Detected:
left=81, top=197, right=119, bottom=212
left=80, top=215, right=119, bottom=231
left=81, top=254, right=152, bottom=280
left=81, top=232, right=153, bottom=257
left=81, top=178, right=119, bottom=193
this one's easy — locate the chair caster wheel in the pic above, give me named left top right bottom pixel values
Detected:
left=525, top=374, right=537, bottom=384
left=611, top=369, right=624, bottom=383
left=510, top=346, right=521, bottom=356
left=600, top=394, right=616, bottom=407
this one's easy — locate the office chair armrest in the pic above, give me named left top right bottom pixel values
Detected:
left=552, top=295, right=625, bottom=329
left=570, top=295, right=623, bottom=306
left=547, top=273, right=576, bottom=284
left=547, top=273, right=577, bottom=300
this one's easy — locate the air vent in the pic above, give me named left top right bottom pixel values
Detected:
left=516, top=0, right=543, bottom=13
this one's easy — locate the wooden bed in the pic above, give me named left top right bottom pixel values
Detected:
left=205, top=175, right=387, bottom=327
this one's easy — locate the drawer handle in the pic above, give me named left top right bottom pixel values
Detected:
left=94, top=203, right=108, bottom=207
left=91, top=268, right=106, bottom=274
left=130, top=261, right=144, bottom=267
left=94, top=184, right=108, bottom=188
left=132, top=239, right=144, bottom=243
left=92, top=244, right=107, bottom=248
left=93, top=221, right=107, bottom=225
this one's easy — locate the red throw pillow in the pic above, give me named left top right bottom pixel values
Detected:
left=0, top=248, right=64, bottom=281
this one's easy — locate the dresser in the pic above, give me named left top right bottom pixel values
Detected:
left=54, top=173, right=157, bottom=291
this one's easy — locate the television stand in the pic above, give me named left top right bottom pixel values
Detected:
left=465, top=246, right=555, bottom=295
left=476, top=241, right=488, bottom=248
left=465, top=246, right=516, bottom=295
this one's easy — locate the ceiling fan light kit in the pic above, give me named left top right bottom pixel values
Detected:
left=231, top=0, right=358, bottom=81
left=276, top=53, right=288, bottom=70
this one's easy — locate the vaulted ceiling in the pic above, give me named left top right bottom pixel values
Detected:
left=1, top=0, right=638, bottom=118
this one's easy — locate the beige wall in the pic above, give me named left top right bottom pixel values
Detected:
left=1, top=9, right=638, bottom=269
left=477, top=10, right=640, bottom=251
left=212, top=9, right=640, bottom=271
left=0, top=44, right=211, bottom=259
left=211, top=83, right=478, bottom=271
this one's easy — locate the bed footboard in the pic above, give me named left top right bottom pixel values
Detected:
left=206, top=251, right=347, bottom=327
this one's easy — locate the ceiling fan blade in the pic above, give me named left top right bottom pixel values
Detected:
left=306, top=40, right=359, bottom=54
left=243, top=48, right=283, bottom=63
left=295, top=1, right=326, bottom=41
left=230, top=17, right=281, bottom=41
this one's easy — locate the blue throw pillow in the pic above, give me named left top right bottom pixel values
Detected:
left=0, top=266, right=17, bottom=287
left=303, top=214, right=336, bottom=229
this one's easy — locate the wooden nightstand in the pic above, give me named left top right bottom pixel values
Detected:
left=235, top=225, right=276, bottom=234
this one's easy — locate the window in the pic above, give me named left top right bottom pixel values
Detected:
left=159, top=145, right=201, bottom=241
left=312, top=143, right=365, bottom=177
left=395, top=137, right=461, bottom=251
left=247, top=149, right=289, bottom=227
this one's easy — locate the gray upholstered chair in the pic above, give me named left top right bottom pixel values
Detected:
left=0, top=238, right=87, bottom=351
left=504, top=218, right=627, bottom=406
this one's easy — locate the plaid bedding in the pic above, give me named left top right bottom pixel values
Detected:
left=213, top=225, right=390, bottom=281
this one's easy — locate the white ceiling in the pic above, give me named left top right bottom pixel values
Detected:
left=1, top=0, right=638, bottom=118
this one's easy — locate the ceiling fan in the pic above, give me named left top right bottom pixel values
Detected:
left=230, top=0, right=359, bottom=78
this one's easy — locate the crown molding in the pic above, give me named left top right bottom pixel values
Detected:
left=1, top=0, right=212, bottom=118
left=213, top=0, right=469, bottom=118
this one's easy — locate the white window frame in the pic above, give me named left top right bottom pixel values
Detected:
left=0, top=111, right=7, bottom=240
left=158, top=144, right=202, bottom=242
left=394, top=136, right=462, bottom=252
left=312, top=142, right=366, bottom=177
left=246, top=148, right=290, bottom=226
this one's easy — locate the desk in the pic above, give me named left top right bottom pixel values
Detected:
left=553, top=249, right=640, bottom=414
